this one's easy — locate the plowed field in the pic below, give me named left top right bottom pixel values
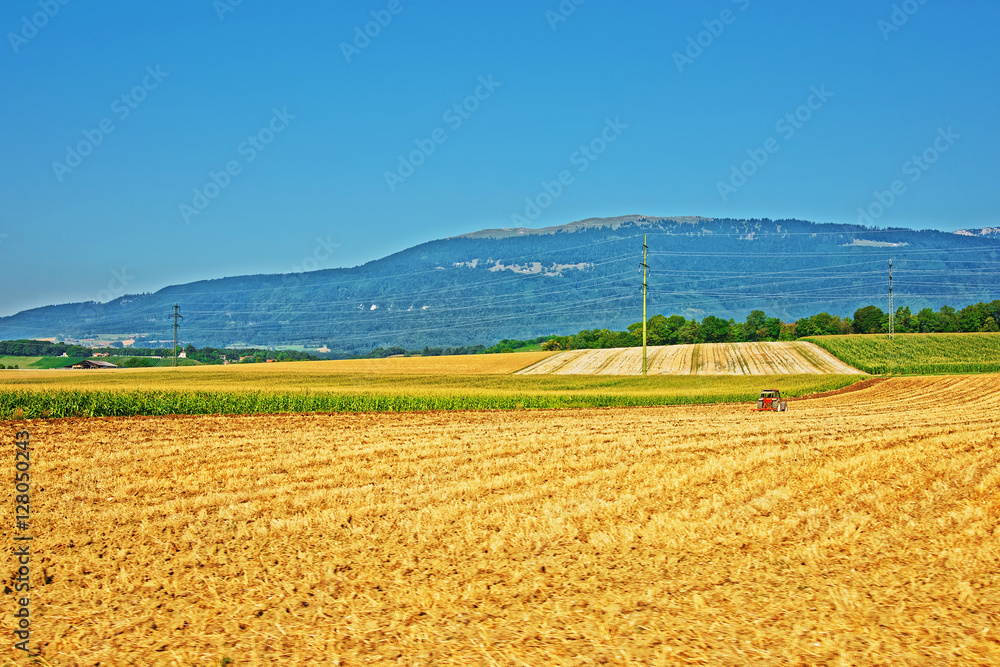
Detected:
left=3, top=375, right=998, bottom=665
left=518, top=341, right=862, bottom=375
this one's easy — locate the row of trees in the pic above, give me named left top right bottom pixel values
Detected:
left=540, top=301, right=1000, bottom=351
left=362, top=345, right=488, bottom=358
left=481, top=337, right=551, bottom=354
left=852, top=303, right=1000, bottom=334
left=0, top=340, right=325, bottom=364
left=180, top=345, right=323, bottom=364
left=0, top=340, right=90, bottom=358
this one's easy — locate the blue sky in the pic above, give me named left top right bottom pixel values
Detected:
left=1, top=0, right=997, bottom=316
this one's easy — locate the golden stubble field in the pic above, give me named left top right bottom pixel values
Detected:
left=518, top=342, right=861, bottom=375
left=0, top=352, right=556, bottom=392
left=3, top=375, right=999, bottom=665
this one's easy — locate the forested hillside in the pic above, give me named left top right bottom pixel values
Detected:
left=3, top=216, right=1000, bottom=354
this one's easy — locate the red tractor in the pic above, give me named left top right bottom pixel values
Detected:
left=754, top=389, right=788, bottom=412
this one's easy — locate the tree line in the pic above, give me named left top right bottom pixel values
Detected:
left=538, top=301, right=1000, bottom=351
left=0, top=340, right=92, bottom=358
left=361, top=345, right=488, bottom=358
left=0, top=340, right=324, bottom=364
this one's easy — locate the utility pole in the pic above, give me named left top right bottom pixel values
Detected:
left=641, top=235, right=649, bottom=376
left=170, top=304, right=183, bottom=366
left=888, top=259, right=894, bottom=341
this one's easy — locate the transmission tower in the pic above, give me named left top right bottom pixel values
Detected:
left=888, top=259, right=894, bottom=340
left=641, top=235, right=649, bottom=376
left=170, top=304, right=183, bottom=366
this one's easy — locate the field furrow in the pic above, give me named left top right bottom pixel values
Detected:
left=3, top=375, right=998, bottom=665
left=518, top=341, right=862, bottom=375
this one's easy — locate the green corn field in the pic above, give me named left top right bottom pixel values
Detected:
left=803, top=332, right=1000, bottom=375
left=0, top=372, right=861, bottom=420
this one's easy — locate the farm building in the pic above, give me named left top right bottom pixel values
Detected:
left=67, top=360, right=119, bottom=369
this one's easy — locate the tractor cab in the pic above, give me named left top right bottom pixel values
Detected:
left=755, top=389, right=788, bottom=412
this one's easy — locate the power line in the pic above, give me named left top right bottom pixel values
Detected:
left=888, top=259, right=894, bottom=341
left=169, top=304, right=182, bottom=366
left=641, top=234, right=649, bottom=376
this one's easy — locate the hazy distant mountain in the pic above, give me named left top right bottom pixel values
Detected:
left=3, top=215, right=1000, bottom=354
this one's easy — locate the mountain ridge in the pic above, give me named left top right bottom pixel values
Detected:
left=451, top=214, right=711, bottom=239
left=3, top=216, right=1000, bottom=353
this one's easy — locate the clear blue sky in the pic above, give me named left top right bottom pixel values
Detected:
left=1, top=1, right=997, bottom=316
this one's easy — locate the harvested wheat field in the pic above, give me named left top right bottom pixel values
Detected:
left=518, top=341, right=862, bottom=375
left=0, top=352, right=555, bottom=393
left=3, top=375, right=999, bottom=665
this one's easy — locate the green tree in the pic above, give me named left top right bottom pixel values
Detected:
left=985, top=300, right=1000, bottom=331
left=915, top=307, right=938, bottom=332
left=794, top=316, right=815, bottom=337
left=676, top=319, right=702, bottom=344
left=645, top=314, right=669, bottom=345
left=731, top=321, right=746, bottom=342
left=894, top=306, right=915, bottom=333
left=662, top=315, right=687, bottom=344
left=700, top=315, right=731, bottom=343
left=764, top=317, right=782, bottom=341
left=937, top=305, right=958, bottom=332
left=744, top=310, right=768, bottom=342
left=853, top=306, right=885, bottom=334
left=798, top=313, right=845, bottom=337
left=958, top=303, right=986, bottom=332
